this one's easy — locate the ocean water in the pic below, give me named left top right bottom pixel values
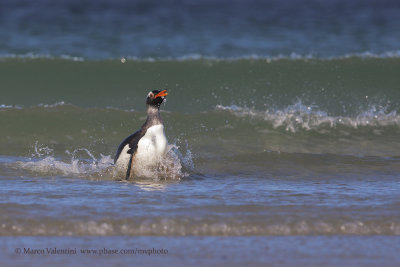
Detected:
left=1, top=0, right=400, bottom=266
left=2, top=0, right=400, bottom=59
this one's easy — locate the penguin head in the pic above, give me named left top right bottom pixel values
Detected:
left=146, top=89, right=168, bottom=108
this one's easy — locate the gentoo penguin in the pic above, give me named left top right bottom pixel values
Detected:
left=114, top=89, right=168, bottom=179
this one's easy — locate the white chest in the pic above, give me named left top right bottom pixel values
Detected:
left=136, top=124, right=168, bottom=161
left=114, top=124, right=168, bottom=174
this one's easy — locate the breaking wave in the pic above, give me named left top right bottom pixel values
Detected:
left=2, top=50, right=400, bottom=62
left=216, top=102, right=400, bottom=133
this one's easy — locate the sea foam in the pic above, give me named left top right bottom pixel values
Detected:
left=13, top=142, right=192, bottom=180
left=216, top=102, right=400, bottom=133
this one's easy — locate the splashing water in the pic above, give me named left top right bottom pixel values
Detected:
left=14, top=142, right=193, bottom=180
left=113, top=144, right=191, bottom=180
left=16, top=144, right=114, bottom=178
left=216, top=101, right=400, bottom=133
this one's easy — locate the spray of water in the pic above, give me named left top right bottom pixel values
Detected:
left=14, top=141, right=194, bottom=181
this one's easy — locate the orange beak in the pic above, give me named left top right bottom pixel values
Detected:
left=155, top=89, right=168, bottom=98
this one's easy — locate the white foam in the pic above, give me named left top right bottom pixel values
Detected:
left=1, top=102, right=74, bottom=110
left=37, top=101, right=67, bottom=108
left=114, top=144, right=191, bottom=180
left=124, top=50, right=400, bottom=62
left=14, top=142, right=193, bottom=180
left=3, top=218, right=399, bottom=236
left=0, top=53, right=84, bottom=61
left=0, top=104, right=23, bottom=109
left=216, top=102, right=400, bottom=133
left=17, top=149, right=114, bottom=177
left=1, top=50, right=400, bottom=62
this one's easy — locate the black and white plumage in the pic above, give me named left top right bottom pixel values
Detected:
left=114, top=89, right=168, bottom=179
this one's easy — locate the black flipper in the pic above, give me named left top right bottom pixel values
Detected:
left=114, top=130, right=142, bottom=164
left=114, top=129, right=146, bottom=180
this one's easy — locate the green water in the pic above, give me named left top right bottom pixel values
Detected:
left=1, top=58, right=400, bottom=114
left=1, top=58, right=400, bottom=266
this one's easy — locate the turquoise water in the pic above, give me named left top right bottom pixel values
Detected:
left=1, top=58, right=400, bottom=266
left=1, top=0, right=400, bottom=265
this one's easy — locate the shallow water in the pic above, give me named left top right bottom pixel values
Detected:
left=2, top=0, right=400, bottom=266
left=2, top=57, right=400, bottom=266
left=2, top=236, right=400, bottom=267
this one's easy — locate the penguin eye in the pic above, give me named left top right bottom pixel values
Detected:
left=149, top=92, right=154, bottom=98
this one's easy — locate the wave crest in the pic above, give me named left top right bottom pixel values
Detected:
left=2, top=50, right=400, bottom=62
left=216, top=102, right=400, bottom=133
left=2, top=217, right=399, bottom=236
